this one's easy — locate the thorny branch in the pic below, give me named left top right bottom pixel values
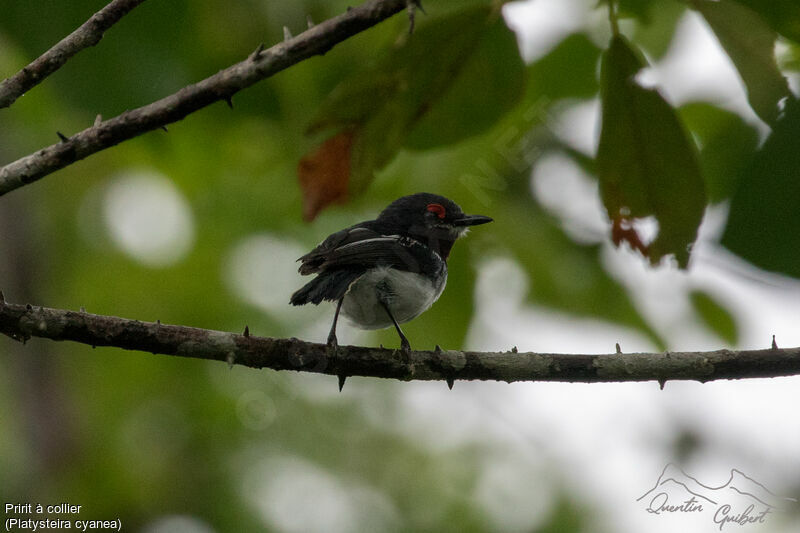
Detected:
left=1, top=297, right=798, bottom=388
left=0, top=0, right=410, bottom=197
left=0, top=0, right=148, bottom=109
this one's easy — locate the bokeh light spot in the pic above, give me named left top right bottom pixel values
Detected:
left=103, top=170, right=195, bottom=267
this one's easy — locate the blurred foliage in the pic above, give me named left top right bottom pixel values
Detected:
left=300, top=5, right=525, bottom=219
left=733, top=0, right=800, bottom=43
left=692, top=0, right=791, bottom=125
left=689, top=290, right=738, bottom=346
left=597, top=34, right=705, bottom=267
left=721, top=97, right=800, bottom=278
left=678, top=102, right=759, bottom=203
left=1, top=0, right=799, bottom=531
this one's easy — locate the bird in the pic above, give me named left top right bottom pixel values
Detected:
left=290, top=193, right=492, bottom=355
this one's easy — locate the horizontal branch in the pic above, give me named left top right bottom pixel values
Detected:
left=0, top=0, right=148, bottom=109
left=0, top=0, right=408, bottom=197
left=1, top=296, right=798, bottom=386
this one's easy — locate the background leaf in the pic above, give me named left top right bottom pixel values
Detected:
left=596, top=35, right=706, bottom=267
left=526, top=33, right=602, bottom=101
left=678, top=102, right=759, bottom=203
left=404, top=13, right=526, bottom=149
left=732, top=0, right=800, bottom=43
left=721, top=98, right=800, bottom=278
left=297, top=130, right=355, bottom=220
left=692, top=0, right=791, bottom=125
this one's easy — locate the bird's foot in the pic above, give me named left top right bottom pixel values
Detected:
left=326, top=333, right=339, bottom=355
left=400, top=338, right=411, bottom=361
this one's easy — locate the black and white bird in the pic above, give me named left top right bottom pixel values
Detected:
left=290, top=193, right=492, bottom=353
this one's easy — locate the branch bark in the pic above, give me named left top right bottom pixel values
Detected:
left=0, top=0, right=408, bottom=197
left=0, top=0, right=148, bottom=109
left=1, top=297, right=798, bottom=386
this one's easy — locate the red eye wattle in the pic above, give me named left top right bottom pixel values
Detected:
left=426, top=203, right=446, bottom=219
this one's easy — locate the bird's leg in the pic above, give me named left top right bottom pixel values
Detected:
left=328, top=297, right=348, bottom=391
left=379, top=299, right=411, bottom=357
left=327, top=297, right=344, bottom=352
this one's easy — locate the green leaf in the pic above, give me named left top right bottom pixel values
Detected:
left=721, top=98, right=800, bottom=278
left=732, top=0, right=800, bottom=44
left=526, top=33, right=602, bottom=101
left=692, top=0, right=791, bottom=125
left=596, top=35, right=706, bottom=267
left=405, top=12, right=525, bottom=149
left=302, top=5, right=525, bottom=214
left=689, top=290, right=738, bottom=345
left=618, top=0, right=688, bottom=60
left=679, top=102, right=759, bottom=203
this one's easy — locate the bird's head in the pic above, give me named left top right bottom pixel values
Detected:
left=377, top=193, right=492, bottom=258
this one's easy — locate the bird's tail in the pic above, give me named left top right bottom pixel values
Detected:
left=290, top=270, right=362, bottom=305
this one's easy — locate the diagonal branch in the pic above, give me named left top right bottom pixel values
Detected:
left=1, top=297, right=799, bottom=386
left=0, top=0, right=408, bottom=198
left=0, top=0, right=148, bottom=109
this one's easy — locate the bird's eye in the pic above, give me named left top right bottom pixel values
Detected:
left=426, top=203, right=446, bottom=219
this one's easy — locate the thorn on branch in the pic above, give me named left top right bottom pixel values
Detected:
left=79, top=306, right=86, bottom=313
left=338, top=374, right=347, bottom=391
left=94, top=114, right=102, bottom=126
left=434, top=344, right=442, bottom=353
left=250, top=43, right=265, bottom=62
left=658, top=378, right=666, bottom=390
left=307, top=15, right=315, bottom=29
left=446, top=376, right=454, bottom=390
left=616, top=343, right=622, bottom=354
left=161, top=125, right=168, bottom=132
left=772, top=335, right=778, bottom=349
left=0, top=290, right=4, bottom=303
left=283, top=26, right=293, bottom=41
left=56, top=131, right=69, bottom=142
left=225, top=96, right=234, bottom=109
left=243, top=325, right=250, bottom=337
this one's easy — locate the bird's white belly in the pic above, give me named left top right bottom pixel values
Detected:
left=340, top=266, right=447, bottom=330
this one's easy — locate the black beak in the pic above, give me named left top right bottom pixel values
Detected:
left=453, top=214, right=493, bottom=227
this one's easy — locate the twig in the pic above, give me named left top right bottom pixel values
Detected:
left=0, top=0, right=408, bottom=198
left=0, top=0, right=148, bottom=109
left=1, top=299, right=799, bottom=385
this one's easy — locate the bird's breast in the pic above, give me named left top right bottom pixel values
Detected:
left=340, top=265, right=447, bottom=330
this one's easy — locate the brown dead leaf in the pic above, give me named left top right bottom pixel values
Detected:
left=297, top=130, right=355, bottom=221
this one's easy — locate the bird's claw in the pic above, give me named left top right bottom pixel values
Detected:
left=326, top=334, right=339, bottom=356
left=400, top=339, right=411, bottom=359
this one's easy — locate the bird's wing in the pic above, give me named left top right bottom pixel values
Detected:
left=304, top=235, right=442, bottom=276
left=297, top=224, right=382, bottom=275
